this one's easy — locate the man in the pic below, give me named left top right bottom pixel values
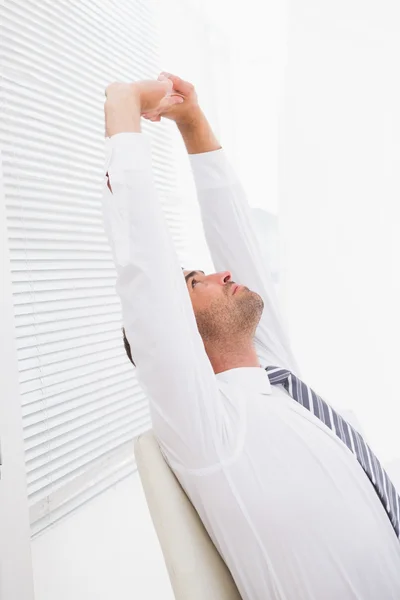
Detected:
left=103, top=75, right=400, bottom=600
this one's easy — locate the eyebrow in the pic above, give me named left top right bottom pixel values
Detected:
left=184, top=270, right=205, bottom=283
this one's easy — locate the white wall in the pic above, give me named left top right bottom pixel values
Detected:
left=280, top=0, right=400, bottom=462
left=32, top=473, right=173, bottom=600
left=199, top=0, right=288, bottom=214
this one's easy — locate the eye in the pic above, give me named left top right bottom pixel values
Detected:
left=191, top=278, right=199, bottom=289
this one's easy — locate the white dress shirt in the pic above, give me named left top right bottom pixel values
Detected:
left=103, top=132, right=400, bottom=600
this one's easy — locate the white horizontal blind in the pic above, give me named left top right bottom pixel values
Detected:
left=0, top=0, right=187, bottom=535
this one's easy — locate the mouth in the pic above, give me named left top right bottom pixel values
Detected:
left=232, top=284, right=240, bottom=295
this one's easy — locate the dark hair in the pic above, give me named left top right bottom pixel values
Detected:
left=122, top=327, right=135, bottom=367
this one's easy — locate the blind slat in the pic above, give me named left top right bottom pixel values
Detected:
left=27, top=417, right=148, bottom=492
left=25, top=397, right=148, bottom=458
left=27, top=414, right=150, bottom=504
left=21, top=367, right=135, bottom=410
left=23, top=377, right=142, bottom=424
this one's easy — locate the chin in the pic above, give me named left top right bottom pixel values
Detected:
left=235, top=287, right=264, bottom=316
left=244, top=287, right=263, bottom=304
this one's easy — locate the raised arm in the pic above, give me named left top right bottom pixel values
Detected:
left=145, top=74, right=300, bottom=375
left=102, top=82, right=224, bottom=469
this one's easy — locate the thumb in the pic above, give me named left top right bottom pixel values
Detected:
left=157, top=75, right=173, bottom=95
left=158, top=72, right=193, bottom=96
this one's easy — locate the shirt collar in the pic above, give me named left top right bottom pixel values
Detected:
left=216, top=367, right=272, bottom=395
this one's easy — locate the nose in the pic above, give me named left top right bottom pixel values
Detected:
left=214, top=271, right=232, bottom=285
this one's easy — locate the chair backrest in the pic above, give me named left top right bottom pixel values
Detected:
left=134, top=431, right=242, bottom=600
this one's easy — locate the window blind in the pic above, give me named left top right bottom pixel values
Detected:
left=0, top=0, right=186, bottom=536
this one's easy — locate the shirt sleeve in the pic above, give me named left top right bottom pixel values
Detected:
left=189, top=149, right=300, bottom=375
left=102, top=133, right=229, bottom=469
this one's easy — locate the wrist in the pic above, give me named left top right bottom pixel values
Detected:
left=176, top=107, right=220, bottom=155
left=105, top=89, right=141, bottom=137
left=176, top=106, right=206, bottom=130
left=130, top=83, right=143, bottom=106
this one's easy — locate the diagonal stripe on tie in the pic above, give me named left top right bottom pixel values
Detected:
left=266, top=365, right=400, bottom=538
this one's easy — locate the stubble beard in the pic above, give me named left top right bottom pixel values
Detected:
left=195, top=288, right=264, bottom=346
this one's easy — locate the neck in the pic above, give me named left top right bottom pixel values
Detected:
left=204, top=338, right=260, bottom=375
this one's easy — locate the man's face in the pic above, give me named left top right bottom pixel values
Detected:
left=183, top=269, right=264, bottom=343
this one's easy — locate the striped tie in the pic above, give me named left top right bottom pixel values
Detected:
left=266, top=365, right=400, bottom=538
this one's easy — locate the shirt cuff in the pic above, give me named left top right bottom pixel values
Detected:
left=105, top=132, right=152, bottom=176
left=189, top=149, right=238, bottom=191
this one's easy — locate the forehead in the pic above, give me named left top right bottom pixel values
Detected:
left=183, top=269, right=204, bottom=277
